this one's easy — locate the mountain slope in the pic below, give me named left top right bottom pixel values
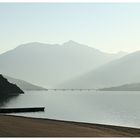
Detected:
left=99, top=83, right=140, bottom=91
left=0, top=41, right=122, bottom=88
left=0, top=74, right=24, bottom=94
left=60, top=51, right=140, bottom=89
left=5, top=75, right=46, bottom=91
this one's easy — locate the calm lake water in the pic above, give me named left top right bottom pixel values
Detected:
left=2, top=90, right=140, bottom=128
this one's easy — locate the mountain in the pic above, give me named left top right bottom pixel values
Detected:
left=0, top=74, right=24, bottom=94
left=111, top=51, right=127, bottom=58
left=5, top=75, right=46, bottom=91
left=60, top=50, right=140, bottom=89
left=99, top=83, right=140, bottom=91
left=0, top=41, right=123, bottom=88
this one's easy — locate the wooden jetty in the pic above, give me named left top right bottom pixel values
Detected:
left=0, top=107, right=45, bottom=113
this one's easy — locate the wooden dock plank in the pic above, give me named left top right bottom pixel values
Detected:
left=0, top=107, right=45, bottom=113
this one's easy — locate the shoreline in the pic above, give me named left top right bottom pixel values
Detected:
left=0, top=115, right=140, bottom=137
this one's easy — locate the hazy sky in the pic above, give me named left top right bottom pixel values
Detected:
left=1, top=3, right=140, bottom=54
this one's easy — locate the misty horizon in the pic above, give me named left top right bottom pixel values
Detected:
left=1, top=2, right=140, bottom=137
left=1, top=3, right=140, bottom=54
left=0, top=40, right=129, bottom=55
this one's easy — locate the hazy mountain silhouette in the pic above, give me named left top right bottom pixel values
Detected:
left=99, top=82, right=140, bottom=91
left=5, top=75, right=46, bottom=91
left=60, top=51, right=140, bottom=89
left=0, top=41, right=124, bottom=88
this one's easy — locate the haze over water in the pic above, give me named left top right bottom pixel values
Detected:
left=1, top=3, right=140, bottom=131
left=2, top=90, right=140, bottom=129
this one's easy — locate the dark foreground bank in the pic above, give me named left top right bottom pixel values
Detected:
left=0, top=115, right=140, bottom=137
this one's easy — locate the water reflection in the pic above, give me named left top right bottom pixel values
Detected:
left=0, top=95, right=19, bottom=107
left=3, top=90, right=140, bottom=128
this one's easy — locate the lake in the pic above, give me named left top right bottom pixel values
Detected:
left=2, top=90, right=140, bottom=128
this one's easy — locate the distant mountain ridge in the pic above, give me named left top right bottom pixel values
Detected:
left=59, top=50, right=140, bottom=89
left=99, top=83, right=140, bottom=91
left=5, top=75, right=46, bottom=91
left=0, top=41, right=125, bottom=88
